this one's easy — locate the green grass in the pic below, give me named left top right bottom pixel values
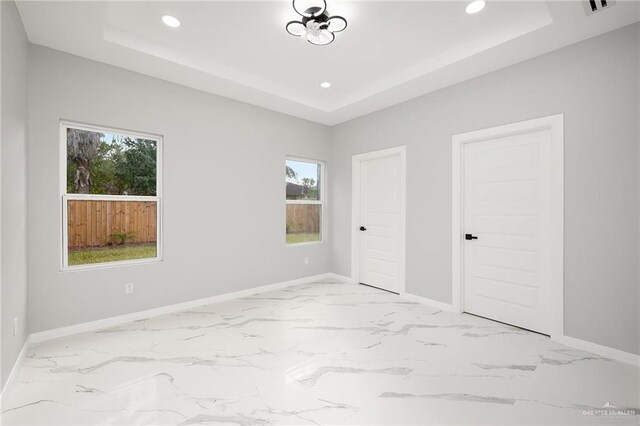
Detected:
left=68, top=244, right=157, bottom=266
left=286, top=233, right=320, bottom=244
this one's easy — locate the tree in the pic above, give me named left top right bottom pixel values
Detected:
left=300, top=177, right=318, bottom=199
left=300, top=177, right=315, bottom=187
left=286, top=165, right=298, bottom=181
left=67, top=128, right=102, bottom=194
left=116, top=137, right=157, bottom=196
left=90, top=140, right=126, bottom=194
left=66, top=132, right=157, bottom=196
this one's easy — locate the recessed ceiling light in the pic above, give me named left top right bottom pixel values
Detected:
left=320, top=82, right=332, bottom=88
left=465, top=0, right=486, bottom=14
left=161, top=15, right=181, bottom=28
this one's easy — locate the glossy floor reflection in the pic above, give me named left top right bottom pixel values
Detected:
left=2, top=280, right=638, bottom=425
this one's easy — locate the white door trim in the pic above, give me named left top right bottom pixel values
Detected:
left=351, top=146, right=407, bottom=293
left=452, top=114, right=564, bottom=338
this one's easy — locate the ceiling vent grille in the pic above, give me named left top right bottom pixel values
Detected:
left=584, top=0, right=615, bottom=15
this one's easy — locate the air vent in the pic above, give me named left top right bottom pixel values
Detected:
left=584, top=0, right=615, bottom=15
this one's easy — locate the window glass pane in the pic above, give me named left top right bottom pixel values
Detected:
left=286, top=159, right=320, bottom=201
left=286, top=204, right=321, bottom=244
left=67, top=199, right=158, bottom=266
left=66, top=127, right=157, bottom=196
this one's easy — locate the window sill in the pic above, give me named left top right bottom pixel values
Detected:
left=286, top=241, right=325, bottom=248
left=61, top=257, right=162, bottom=273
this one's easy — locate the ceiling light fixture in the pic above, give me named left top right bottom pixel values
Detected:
left=320, top=82, right=332, bottom=88
left=465, top=0, right=486, bottom=14
left=161, top=15, right=181, bottom=28
left=286, top=0, right=347, bottom=46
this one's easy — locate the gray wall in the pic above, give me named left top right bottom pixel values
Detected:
left=27, top=46, right=331, bottom=333
left=1, top=0, right=29, bottom=386
left=329, top=23, right=640, bottom=355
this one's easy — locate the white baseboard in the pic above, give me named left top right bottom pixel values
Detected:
left=30, top=273, right=337, bottom=344
left=327, top=273, right=356, bottom=283
left=1, top=335, right=31, bottom=404
left=401, top=291, right=459, bottom=313
left=554, top=334, right=639, bottom=366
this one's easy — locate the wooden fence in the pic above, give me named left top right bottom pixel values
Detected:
left=286, top=204, right=320, bottom=234
left=67, top=199, right=157, bottom=249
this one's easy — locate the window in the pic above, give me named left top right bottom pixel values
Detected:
left=286, top=158, right=324, bottom=245
left=61, top=122, right=162, bottom=269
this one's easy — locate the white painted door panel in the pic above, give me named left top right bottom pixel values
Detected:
left=463, top=129, right=552, bottom=334
left=359, top=155, right=402, bottom=293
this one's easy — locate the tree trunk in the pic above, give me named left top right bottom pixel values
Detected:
left=74, top=162, right=91, bottom=194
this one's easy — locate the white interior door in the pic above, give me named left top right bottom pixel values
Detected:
left=463, top=129, right=552, bottom=334
left=356, top=150, right=404, bottom=294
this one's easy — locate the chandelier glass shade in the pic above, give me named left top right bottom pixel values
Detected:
left=286, top=0, right=347, bottom=46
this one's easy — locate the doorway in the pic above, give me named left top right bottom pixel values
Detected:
left=452, top=115, right=564, bottom=337
left=351, top=146, right=406, bottom=294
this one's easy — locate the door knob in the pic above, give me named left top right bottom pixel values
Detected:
left=465, top=234, right=478, bottom=240
left=360, top=226, right=367, bottom=231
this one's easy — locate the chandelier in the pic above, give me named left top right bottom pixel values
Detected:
left=285, top=0, right=347, bottom=46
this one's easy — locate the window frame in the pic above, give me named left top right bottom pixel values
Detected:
left=285, top=156, right=326, bottom=246
left=60, top=121, right=163, bottom=271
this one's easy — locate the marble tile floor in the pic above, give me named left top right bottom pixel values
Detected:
left=2, top=280, right=638, bottom=425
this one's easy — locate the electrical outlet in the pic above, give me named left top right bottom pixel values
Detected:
left=13, top=317, right=18, bottom=336
left=125, top=283, right=134, bottom=295
left=304, top=257, right=309, bottom=265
